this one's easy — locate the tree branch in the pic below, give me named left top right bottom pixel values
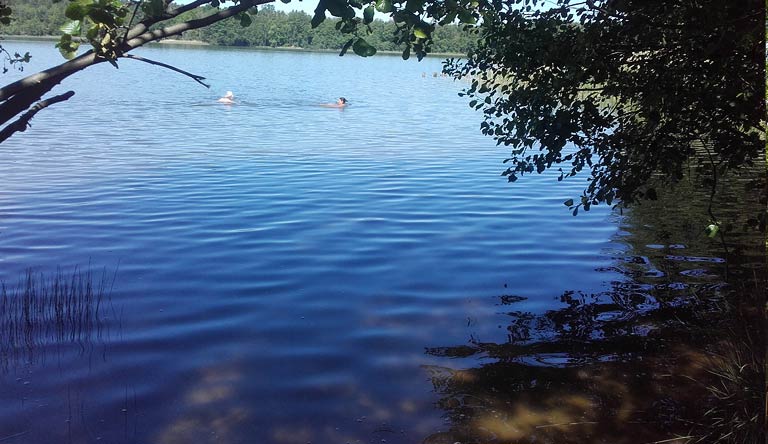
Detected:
left=169, top=0, right=214, bottom=18
left=124, top=0, right=214, bottom=42
left=123, top=0, right=268, bottom=48
left=0, top=91, right=75, bottom=143
left=0, top=0, right=272, bottom=133
left=0, top=51, right=98, bottom=102
left=123, top=54, right=210, bottom=88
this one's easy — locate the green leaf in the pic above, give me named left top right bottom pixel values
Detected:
left=56, top=35, right=80, bottom=59
left=141, top=0, right=165, bottom=18
left=401, top=45, right=410, bottom=60
left=239, top=12, right=252, bottom=27
left=311, top=1, right=326, bottom=28
left=325, top=0, right=354, bottom=18
left=86, top=24, right=99, bottom=40
left=413, top=26, right=429, bottom=39
left=458, top=10, right=476, bottom=24
left=405, top=0, right=424, bottom=13
left=60, top=20, right=82, bottom=35
left=375, top=0, right=393, bottom=13
left=65, top=1, right=91, bottom=21
left=439, top=11, right=457, bottom=25
left=363, top=5, right=374, bottom=24
left=352, top=37, right=376, bottom=57
left=88, top=7, right=116, bottom=27
left=563, top=199, right=574, bottom=206
left=311, top=11, right=325, bottom=27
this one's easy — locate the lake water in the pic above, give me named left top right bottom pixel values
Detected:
left=0, top=41, right=763, bottom=444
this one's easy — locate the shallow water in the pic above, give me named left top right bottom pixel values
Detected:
left=0, top=41, right=763, bottom=444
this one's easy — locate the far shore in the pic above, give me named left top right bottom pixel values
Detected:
left=1, top=35, right=463, bottom=58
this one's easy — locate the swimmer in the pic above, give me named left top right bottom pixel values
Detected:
left=321, top=97, right=348, bottom=108
left=218, top=91, right=235, bottom=104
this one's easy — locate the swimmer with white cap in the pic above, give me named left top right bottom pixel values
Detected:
left=218, top=91, right=235, bottom=104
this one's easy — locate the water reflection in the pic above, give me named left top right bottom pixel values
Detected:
left=422, top=170, right=766, bottom=443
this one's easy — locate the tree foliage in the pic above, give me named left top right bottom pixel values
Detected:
left=444, top=0, right=765, bottom=211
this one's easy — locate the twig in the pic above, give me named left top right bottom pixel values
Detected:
left=645, top=436, right=694, bottom=444
left=0, top=91, right=75, bottom=143
left=122, top=1, right=143, bottom=46
left=0, top=431, right=30, bottom=442
left=700, top=139, right=730, bottom=279
left=535, top=421, right=598, bottom=428
left=122, top=54, right=210, bottom=88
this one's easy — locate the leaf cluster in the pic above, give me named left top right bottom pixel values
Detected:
left=0, top=1, right=32, bottom=73
left=307, top=0, right=483, bottom=59
left=55, top=0, right=133, bottom=60
left=445, top=0, right=765, bottom=212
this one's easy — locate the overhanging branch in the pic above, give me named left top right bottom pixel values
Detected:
left=125, top=0, right=214, bottom=42
left=0, top=91, right=75, bottom=143
left=123, top=54, right=210, bottom=88
left=0, top=0, right=274, bottom=139
left=124, top=0, right=269, bottom=48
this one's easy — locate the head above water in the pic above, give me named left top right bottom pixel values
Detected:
left=338, top=97, right=348, bottom=104
left=224, top=91, right=234, bottom=99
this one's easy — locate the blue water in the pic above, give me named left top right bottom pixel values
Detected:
left=0, top=41, right=622, bottom=443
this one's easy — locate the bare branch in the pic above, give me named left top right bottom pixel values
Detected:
left=125, top=0, right=213, bottom=42
left=0, top=91, right=75, bottom=143
left=169, top=0, right=215, bottom=18
left=123, top=54, right=210, bottom=88
left=125, top=0, right=272, bottom=43
left=121, top=1, right=143, bottom=45
left=124, top=0, right=269, bottom=48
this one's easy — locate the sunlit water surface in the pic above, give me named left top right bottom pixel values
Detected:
left=0, top=41, right=754, bottom=444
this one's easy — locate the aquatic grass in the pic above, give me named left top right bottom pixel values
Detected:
left=0, top=266, right=116, bottom=369
left=684, top=330, right=764, bottom=443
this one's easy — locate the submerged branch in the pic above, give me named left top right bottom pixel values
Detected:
left=123, top=54, right=210, bottom=88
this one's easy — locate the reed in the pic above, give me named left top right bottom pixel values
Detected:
left=0, top=266, right=115, bottom=368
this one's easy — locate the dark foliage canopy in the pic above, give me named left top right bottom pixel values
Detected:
left=444, top=0, right=765, bottom=211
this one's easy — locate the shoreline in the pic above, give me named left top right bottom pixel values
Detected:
left=1, top=35, right=463, bottom=58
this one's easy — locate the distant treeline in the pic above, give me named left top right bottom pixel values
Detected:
left=1, top=1, right=476, bottom=54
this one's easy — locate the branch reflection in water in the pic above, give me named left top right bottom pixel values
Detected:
left=422, top=167, right=766, bottom=444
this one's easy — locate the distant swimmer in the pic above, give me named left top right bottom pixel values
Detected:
left=321, top=97, right=348, bottom=108
left=218, top=91, right=235, bottom=104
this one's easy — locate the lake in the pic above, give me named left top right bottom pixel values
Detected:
left=0, top=41, right=764, bottom=444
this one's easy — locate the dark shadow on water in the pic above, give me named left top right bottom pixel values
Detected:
left=421, top=167, right=766, bottom=444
